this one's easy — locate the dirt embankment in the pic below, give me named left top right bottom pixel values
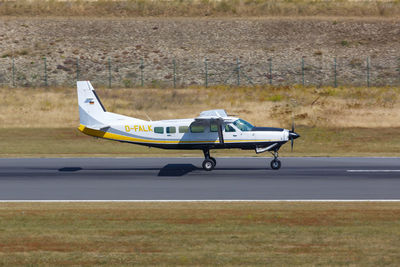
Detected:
left=0, top=17, right=399, bottom=87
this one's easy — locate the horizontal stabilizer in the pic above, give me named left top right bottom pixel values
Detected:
left=85, top=125, right=110, bottom=131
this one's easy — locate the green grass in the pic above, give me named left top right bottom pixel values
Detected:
left=1, top=127, right=400, bottom=157
left=0, top=202, right=400, bottom=266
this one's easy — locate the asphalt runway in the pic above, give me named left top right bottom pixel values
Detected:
left=0, top=157, right=399, bottom=200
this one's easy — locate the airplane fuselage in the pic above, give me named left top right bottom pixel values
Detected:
left=79, top=117, right=290, bottom=151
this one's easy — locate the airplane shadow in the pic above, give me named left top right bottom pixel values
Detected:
left=57, top=164, right=270, bottom=177
left=157, top=164, right=199, bottom=176
left=58, top=164, right=201, bottom=177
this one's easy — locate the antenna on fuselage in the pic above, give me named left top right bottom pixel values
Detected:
left=143, top=112, right=152, bottom=121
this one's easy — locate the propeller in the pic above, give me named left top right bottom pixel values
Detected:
left=290, top=121, right=294, bottom=152
left=288, top=100, right=300, bottom=152
left=289, top=118, right=300, bottom=152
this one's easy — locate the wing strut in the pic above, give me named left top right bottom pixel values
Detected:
left=216, top=118, right=224, bottom=145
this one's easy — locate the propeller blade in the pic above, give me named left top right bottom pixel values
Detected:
left=291, top=136, right=294, bottom=152
left=290, top=118, right=295, bottom=152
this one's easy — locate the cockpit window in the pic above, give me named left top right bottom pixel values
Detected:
left=233, top=119, right=254, bottom=131
left=224, top=124, right=236, bottom=132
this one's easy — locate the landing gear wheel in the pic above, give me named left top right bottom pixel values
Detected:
left=209, top=157, right=217, bottom=166
left=202, top=159, right=215, bottom=171
left=270, top=159, right=281, bottom=170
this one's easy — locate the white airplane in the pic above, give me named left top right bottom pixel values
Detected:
left=77, top=81, right=300, bottom=171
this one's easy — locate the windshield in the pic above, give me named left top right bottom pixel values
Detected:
left=233, top=119, right=254, bottom=131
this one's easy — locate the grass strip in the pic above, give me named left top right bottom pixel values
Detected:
left=0, top=202, right=399, bottom=266
left=1, top=127, right=400, bottom=157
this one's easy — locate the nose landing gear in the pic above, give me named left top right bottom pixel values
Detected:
left=270, top=151, right=281, bottom=170
left=202, top=149, right=216, bottom=171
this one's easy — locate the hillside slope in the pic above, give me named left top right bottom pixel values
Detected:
left=1, top=17, right=399, bottom=87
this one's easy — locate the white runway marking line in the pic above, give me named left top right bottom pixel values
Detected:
left=1, top=200, right=400, bottom=202
left=347, top=170, right=400, bottom=173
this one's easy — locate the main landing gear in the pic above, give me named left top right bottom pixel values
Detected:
left=270, top=150, right=281, bottom=170
left=201, top=149, right=281, bottom=171
left=202, top=149, right=216, bottom=171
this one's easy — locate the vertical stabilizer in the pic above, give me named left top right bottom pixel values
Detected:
left=77, top=81, right=106, bottom=127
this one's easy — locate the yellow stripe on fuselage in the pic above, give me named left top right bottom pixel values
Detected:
left=78, top=124, right=279, bottom=144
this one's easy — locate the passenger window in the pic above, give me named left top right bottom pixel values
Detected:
left=154, top=127, right=164, bottom=134
left=166, top=127, right=176, bottom=134
left=225, top=124, right=236, bottom=132
left=190, top=125, right=205, bottom=133
left=179, top=126, right=189, bottom=133
left=210, top=123, right=219, bottom=132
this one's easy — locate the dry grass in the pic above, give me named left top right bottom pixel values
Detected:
left=0, top=202, right=400, bottom=265
left=0, top=85, right=399, bottom=128
left=1, top=0, right=400, bottom=17
left=1, top=85, right=399, bottom=157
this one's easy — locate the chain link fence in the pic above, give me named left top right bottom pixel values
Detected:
left=0, top=56, right=399, bottom=88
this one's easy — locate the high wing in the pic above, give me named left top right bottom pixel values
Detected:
left=192, top=109, right=231, bottom=144
left=197, top=109, right=228, bottom=118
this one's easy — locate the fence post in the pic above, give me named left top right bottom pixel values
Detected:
left=76, top=58, right=80, bottom=82
left=204, top=57, right=208, bottom=88
left=173, top=59, right=176, bottom=88
left=397, top=58, right=400, bottom=85
left=301, top=57, right=305, bottom=86
left=12, top=57, right=15, bottom=87
left=43, top=57, right=48, bottom=87
left=334, top=57, right=337, bottom=88
left=268, top=58, right=272, bottom=85
left=108, top=57, right=111, bottom=88
left=140, top=58, right=144, bottom=87
left=366, top=57, right=370, bottom=87
left=236, top=58, right=240, bottom=86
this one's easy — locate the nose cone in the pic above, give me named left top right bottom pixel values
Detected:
left=289, top=131, right=300, bottom=139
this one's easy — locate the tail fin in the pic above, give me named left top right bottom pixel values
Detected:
left=77, top=81, right=107, bottom=127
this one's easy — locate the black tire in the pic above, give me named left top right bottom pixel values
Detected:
left=202, top=159, right=215, bottom=171
left=270, top=159, right=281, bottom=170
left=209, top=157, right=217, bottom=166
